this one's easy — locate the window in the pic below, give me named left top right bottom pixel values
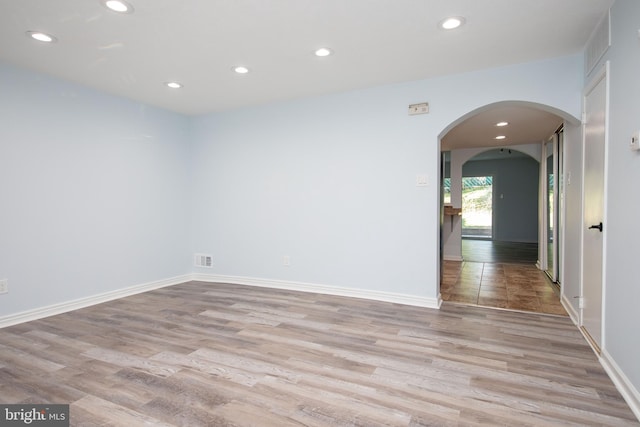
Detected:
left=462, top=176, right=493, bottom=238
left=443, top=178, right=451, bottom=204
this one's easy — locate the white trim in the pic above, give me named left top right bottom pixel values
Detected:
left=443, top=255, right=464, bottom=262
left=1, top=270, right=637, bottom=422
left=551, top=133, right=559, bottom=282
left=558, top=127, right=566, bottom=298
left=601, top=61, right=611, bottom=351
left=539, top=140, right=548, bottom=272
left=580, top=61, right=609, bottom=345
left=556, top=284, right=639, bottom=422
left=585, top=9, right=611, bottom=76
left=561, top=293, right=580, bottom=326
left=192, top=273, right=442, bottom=309
left=0, top=274, right=191, bottom=329
left=600, top=349, right=640, bottom=422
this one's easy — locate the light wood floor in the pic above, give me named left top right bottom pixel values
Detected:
left=1, top=282, right=637, bottom=426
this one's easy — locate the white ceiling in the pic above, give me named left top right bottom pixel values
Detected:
left=0, top=0, right=612, bottom=148
left=441, top=103, right=565, bottom=150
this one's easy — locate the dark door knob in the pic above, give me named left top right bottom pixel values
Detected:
left=588, top=222, right=603, bottom=232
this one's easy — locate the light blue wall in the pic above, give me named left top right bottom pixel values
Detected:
left=0, top=53, right=586, bottom=317
left=3, top=10, right=640, bottom=413
left=3, top=12, right=639, bottom=413
left=463, top=155, right=539, bottom=243
left=595, top=0, right=640, bottom=398
left=0, top=62, right=192, bottom=316
left=191, top=54, right=583, bottom=300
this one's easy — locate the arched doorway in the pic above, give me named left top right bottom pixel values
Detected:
left=438, top=101, right=579, bottom=315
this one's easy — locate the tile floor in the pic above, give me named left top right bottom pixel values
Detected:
left=441, top=260, right=568, bottom=316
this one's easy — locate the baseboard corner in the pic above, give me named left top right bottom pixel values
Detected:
left=193, top=274, right=441, bottom=310
left=561, top=293, right=580, bottom=326
left=0, top=274, right=191, bottom=329
left=600, top=349, right=640, bottom=422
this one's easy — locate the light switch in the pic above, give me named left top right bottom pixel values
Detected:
left=416, top=174, right=428, bottom=186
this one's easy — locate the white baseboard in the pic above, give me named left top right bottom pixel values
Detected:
left=0, top=273, right=440, bottom=329
left=192, top=273, right=442, bottom=309
left=561, top=293, right=580, bottom=326
left=1, top=271, right=636, bottom=423
left=443, top=255, right=464, bottom=262
left=600, top=349, right=640, bottom=422
left=0, top=274, right=191, bottom=329
left=560, top=295, right=640, bottom=422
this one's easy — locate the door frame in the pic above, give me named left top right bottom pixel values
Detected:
left=543, top=129, right=563, bottom=284
left=580, top=61, right=610, bottom=352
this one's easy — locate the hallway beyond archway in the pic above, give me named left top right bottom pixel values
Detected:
left=462, top=239, right=537, bottom=264
left=443, top=240, right=565, bottom=316
left=441, top=258, right=566, bottom=316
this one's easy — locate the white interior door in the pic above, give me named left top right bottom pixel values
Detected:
left=582, top=68, right=607, bottom=351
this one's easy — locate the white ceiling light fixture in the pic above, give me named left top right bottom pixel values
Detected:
left=233, top=66, right=250, bottom=74
left=102, top=0, right=134, bottom=14
left=494, top=135, right=506, bottom=140
left=26, top=31, right=57, bottom=43
left=496, top=121, right=509, bottom=127
left=165, top=81, right=183, bottom=89
left=439, top=16, right=466, bottom=30
left=314, top=47, right=333, bottom=57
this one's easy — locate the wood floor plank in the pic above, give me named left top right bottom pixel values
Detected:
left=0, top=281, right=637, bottom=426
left=73, top=394, right=174, bottom=426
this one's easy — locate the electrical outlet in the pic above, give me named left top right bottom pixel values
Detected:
left=0, top=279, right=8, bottom=294
left=283, top=255, right=291, bottom=266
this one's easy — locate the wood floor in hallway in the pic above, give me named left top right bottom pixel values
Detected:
left=0, top=281, right=637, bottom=426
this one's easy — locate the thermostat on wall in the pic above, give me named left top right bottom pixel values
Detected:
left=408, top=103, right=429, bottom=115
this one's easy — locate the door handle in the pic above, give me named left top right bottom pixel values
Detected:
left=588, top=222, right=603, bottom=232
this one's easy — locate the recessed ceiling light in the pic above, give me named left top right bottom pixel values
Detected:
left=26, top=31, right=57, bottom=43
left=496, top=121, right=509, bottom=127
left=495, top=135, right=506, bottom=140
left=439, top=16, right=465, bottom=30
left=233, top=66, right=249, bottom=74
left=101, top=0, right=134, bottom=14
left=314, top=47, right=333, bottom=57
left=165, top=81, right=183, bottom=89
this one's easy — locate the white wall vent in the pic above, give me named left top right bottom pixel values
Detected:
left=585, top=10, right=610, bottom=76
left=194, top=253, right=213, bottom=268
